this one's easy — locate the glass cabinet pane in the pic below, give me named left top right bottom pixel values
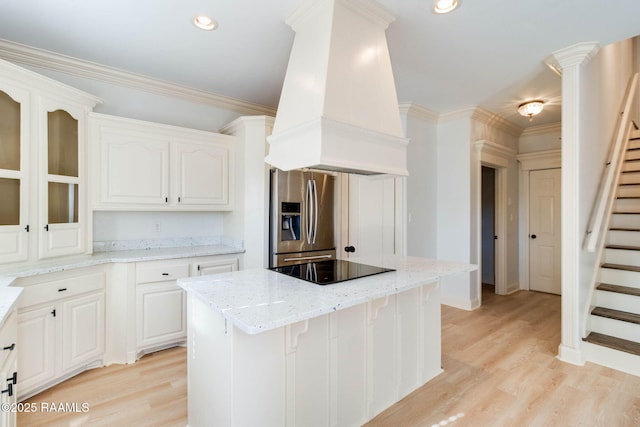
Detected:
left=0, top=178, right=20, bottom=225
left=48, top=182, right=78, bottom=224
left=0, top=91, right=21, bottom=171
left=48, top=110, right=78, bottom=177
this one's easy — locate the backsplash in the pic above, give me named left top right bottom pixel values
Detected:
left=93, top=236, right=243, bottom=253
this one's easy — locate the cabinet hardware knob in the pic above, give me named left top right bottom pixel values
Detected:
left=51, top=309, right=56, bottom=317
left=531, top=234, right=537, bottom=239
left=1, top=383, right=12, bottom=397
left=44, top=224, right=49, bottom=231
left=7, top=372, right=17, bottom=385
left=344, top=246, right=356, bottom=253
left=24, top=225, right=30, bottom=232
left=2, top=343, right=15, bottom=351
left=162, top=273, right=170, bottom=276
left=165, top=197, right=168, bottom=203
left=58, top=288, right=68, bottom=292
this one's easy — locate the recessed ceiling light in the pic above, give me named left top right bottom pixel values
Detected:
left=433, top=0, right=459, bottom=14
left=194, top=15, right=217, bottom=31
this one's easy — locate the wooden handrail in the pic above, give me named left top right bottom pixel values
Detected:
left=585, top=72, right=639, bottom=253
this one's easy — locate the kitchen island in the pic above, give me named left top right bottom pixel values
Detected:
left=178, top=255, right=476, bottom=427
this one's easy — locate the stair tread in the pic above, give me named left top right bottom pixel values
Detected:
left=583, top=332, right=640, bottom=356
left=606, top=244, right=640, bottom=251
left=591, top=306, right=640, bottom=324
left=601, top=263, right=640, bottom=272
left=597, top=283, right=640, bottom=297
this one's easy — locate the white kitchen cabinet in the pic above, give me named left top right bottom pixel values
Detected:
left=16, top=304, right=56, bottom=396
left=0, top=59, right=100, bottom=265
left=16, top=268, right=105, bottom=400
left=135, top=261, right=189, bottom=353
left=0, top=310, right=18, bottom=427
left=90, top=113, right=235, bottom=211
left=135, top=255, right=240, bottom=355
left=191, top=256, right=239, bottom=276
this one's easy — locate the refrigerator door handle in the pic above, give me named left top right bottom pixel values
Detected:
left=306, top=179, right=313, bottom=245
left=312, top=179, right=318, bottom=244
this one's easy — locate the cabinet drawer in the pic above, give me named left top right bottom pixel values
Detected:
left=0, top=311, right=17, bottom=369
left=136, top=263, right=189, bottom=284
left=19, top=272, right=105, bottom=309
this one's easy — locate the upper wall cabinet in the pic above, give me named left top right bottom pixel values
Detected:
left=0, top=59, right=101, bottom=265
left=89, top=113, right=236, bottom=211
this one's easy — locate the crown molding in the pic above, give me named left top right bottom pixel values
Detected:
left=517, top=149, right=562, bottom=171
left=0, top=38, right=277, bottom=116
left=398, top=102, right=439, bottom=123
left=520, top=122, right=561, bottom=137
left=472, top=107, right=523, bottom=137
left=220, top=115, right=276, bottom=135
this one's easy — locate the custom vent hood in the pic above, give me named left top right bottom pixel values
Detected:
left=265, top=0, right=409, bottom=176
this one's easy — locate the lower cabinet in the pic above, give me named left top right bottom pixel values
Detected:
left=135, top=255, right=239, bottom=355
left=16, top=269, right=105, bottom=400
left=0, top=311, right=17, bottom=427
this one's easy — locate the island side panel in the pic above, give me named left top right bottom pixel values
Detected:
left=187, top=294, right=286, bottom=427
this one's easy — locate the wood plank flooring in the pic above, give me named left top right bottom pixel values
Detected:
left=17, top=347, right=187, bottom=427
left=18, top=286, right=640, bottom=426
left=365, top=286, right=640, bottom=427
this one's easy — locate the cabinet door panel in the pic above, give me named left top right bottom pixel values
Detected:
left=61, top=292, right=105, bottom=373
left=101, top=132, right=169, bottom=205
left=137, top=282, right=186, bottom=349
left=17, top=305, right=56, bottom=399
left=0, top=86, right=29, bottom=265
left=174, top=142, right=229, bottom=206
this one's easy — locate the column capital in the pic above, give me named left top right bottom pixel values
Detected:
left=545, top=42, right=600, bottom=75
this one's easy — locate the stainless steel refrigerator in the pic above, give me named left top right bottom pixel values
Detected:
left=269, top=169, right=336, bottom=268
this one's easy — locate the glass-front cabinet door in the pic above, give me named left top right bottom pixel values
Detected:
left=39, top=99, right=85, bottom=259
left=0, top=87, right=29, bottom=264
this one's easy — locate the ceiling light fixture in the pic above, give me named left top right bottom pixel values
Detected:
left=433, top=0, right=459, bottom=14
left=518, top=100, right=544, bottom=121
left=194, top=15, right=217, bottom=31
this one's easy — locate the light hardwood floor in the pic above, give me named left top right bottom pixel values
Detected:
left=18, top=287, right=640, bottom=426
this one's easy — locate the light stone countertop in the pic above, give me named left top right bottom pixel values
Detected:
left=0, top=244, right=244, bottom=283
left=0, top=244, right=244, bottom=319
left=178, top=255, right=477, bottom=335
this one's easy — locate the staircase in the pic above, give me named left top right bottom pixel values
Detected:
left=583, top=130, right=640, bottom=375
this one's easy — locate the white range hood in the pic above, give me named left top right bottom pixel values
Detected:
left=265, top=0, right=409, bottom=176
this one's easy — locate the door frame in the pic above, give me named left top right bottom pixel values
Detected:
left=473, top=140, right=512, bottom=297
left=516, top=149, right=562, bottom=290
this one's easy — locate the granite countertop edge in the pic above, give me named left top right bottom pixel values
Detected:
left=0, top=244, right=245, bottom=286
left=179, top=256, right=477, bottom=335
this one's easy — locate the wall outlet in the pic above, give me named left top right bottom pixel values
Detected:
left=155, top=223, right=161, bottom=233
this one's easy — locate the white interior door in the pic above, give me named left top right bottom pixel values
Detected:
left=529, top=168, right=561, bottom=294
left=346, top=174, right=396, bottom=258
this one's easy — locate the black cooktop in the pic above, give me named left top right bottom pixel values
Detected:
left=271, top=259, right=395, bottom=285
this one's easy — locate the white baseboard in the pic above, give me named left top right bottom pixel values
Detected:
left=557, top=343, right=585, bottom=366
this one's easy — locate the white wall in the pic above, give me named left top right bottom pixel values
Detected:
left=518, top=123, right=561, bottom=153
left=436, top=114, right=475, bottom=309
left=578, top=38, right=636, bottom=323
left=400, top=105, right=438, bottom=258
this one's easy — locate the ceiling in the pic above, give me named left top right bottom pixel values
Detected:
left=0, top=0, right=639, bottom=130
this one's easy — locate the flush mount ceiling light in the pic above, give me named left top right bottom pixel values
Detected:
left=433, top=0, right=459, bottom=14
left=518, top=100, right=544, bottom=121
left=193, top=15, right=217, bottom=31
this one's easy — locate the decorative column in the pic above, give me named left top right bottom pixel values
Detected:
left=546, top=42, right=599, bottom=365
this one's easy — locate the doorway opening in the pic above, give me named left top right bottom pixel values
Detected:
left=481, top=166, right=496, bottom=295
